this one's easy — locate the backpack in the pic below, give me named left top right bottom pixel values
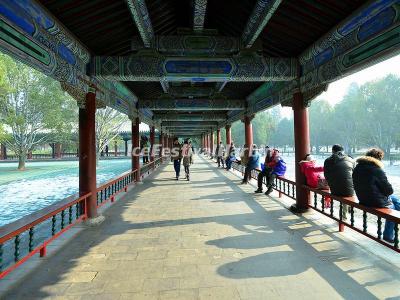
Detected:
left=273, top=158, right=286, bottom=176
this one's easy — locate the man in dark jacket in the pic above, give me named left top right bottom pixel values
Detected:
left=353, top=148, right=400, bottom=243
left=324, top=144, right=355, bottom=219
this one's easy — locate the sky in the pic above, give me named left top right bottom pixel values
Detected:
left=281, top=55, right=400, bottom=118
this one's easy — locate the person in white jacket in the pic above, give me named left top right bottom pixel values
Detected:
left=182, top=139, right=193, bottom=181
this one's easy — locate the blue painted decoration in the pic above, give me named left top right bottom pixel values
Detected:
left=165, top=60, right=233, bottom=75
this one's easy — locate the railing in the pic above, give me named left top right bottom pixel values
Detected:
left=140, top=157, right=163, bottom=177
left=305, top=186, right=400, bottom=252
left=0, top=194, right=89, bottom=279
left=231, top=161, right=400, bottom=253
left=0, top=156, right=165, bottom=279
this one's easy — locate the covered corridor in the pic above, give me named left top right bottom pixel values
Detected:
left=4, top=156, right=400, bottom=300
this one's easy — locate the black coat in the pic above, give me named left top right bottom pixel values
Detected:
left=324, top=152, right=355, bottom=196
left=352, top=156, right=393, bottom=208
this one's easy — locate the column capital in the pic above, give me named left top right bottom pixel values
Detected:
left=241, top=114, right=255, bottom=123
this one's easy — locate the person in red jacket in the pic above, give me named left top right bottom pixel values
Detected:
left=299, top=154, right=331, bottom=207
left=299, top=154, right=324, bottom=188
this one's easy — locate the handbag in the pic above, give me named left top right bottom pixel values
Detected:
left=317, top=176, right=329, bottom=190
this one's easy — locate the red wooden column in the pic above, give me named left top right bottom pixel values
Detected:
left=217, top=129, right=221, bottom=145
left=114, top=140, right=118, bottom=157
left=244, top=115, right=254, bottom=153
left=159, top=131, right=163, bottom=158
left=79, top=91, right=97, bottom=219
left=210, top=131, right=215, bottom=157
left=291, top=92, right=311, bottom=213
left=226, top=124, right=232, bottom=145
left=132, top=117, right=141, bottom=182
left=150, top=126, right=155, bottom=162
left=206, top=133, right=209, bottom=154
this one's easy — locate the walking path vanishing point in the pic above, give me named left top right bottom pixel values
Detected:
left=3, top=155, right=400, bottom=300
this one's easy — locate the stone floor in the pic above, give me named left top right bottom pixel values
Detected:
left=3, top=155, right=400, bottom=300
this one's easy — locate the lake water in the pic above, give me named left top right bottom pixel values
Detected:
left=0, top=159, right=132, bottom=226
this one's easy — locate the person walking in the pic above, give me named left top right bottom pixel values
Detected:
left=171, top=138, right=182, bottom=180
left=353, top=148, right=400, bottom=243
left=182, top=139, right=193, bottom=181
left=324, top=144, right=355, bottom=218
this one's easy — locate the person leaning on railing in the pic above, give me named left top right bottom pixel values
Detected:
left=299, top=154, right=331, bottom=207
left=241, top=144, right=260, bottom=184
left=254, top=146, right=272, bottom=193
left=255, top=148, right=286, bottom=195
left=324, top=144, right=355, bottom=219
left=225, top=142, right=236, bottom=170
left=352, top=148, right=400, bottom=244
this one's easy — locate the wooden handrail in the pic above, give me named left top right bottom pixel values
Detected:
left=0, top=193, right=90, bottom=244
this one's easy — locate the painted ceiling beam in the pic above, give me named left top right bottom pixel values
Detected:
left=131, top=35, right=244, bottom=55
left=169, top=87, right=214, bottom=98
left=215, top=82, right=227, bottom=93
left=160, top=81, right=169, bottom=93
left=125, top=0, right=154, bottom=47
left=299, top=0, right=400, bottom=92
left=162, top=121, right=218, bottom=127
left=91, top=54, right=298, bottom=82
left=154, top=113, right=227, bottom=121
left=242, top=0, right=282, bottom=48
left=193, top=0, right=208, bottom=32
left=139, top=99, right=244, bottom=111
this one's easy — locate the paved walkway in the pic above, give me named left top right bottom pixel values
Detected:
left=4, top=155, right=400, bottom=299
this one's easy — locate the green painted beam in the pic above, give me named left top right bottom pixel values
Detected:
left=139, top=99, right=244, bottom=111
left=242, top=0, right=282, bottom=48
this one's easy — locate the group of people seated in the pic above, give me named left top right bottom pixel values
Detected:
left=218, top=142, right=399, bottom=244
left=299, top=144, right=399, bottom=244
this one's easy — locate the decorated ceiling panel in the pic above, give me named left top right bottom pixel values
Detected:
left=1, top=0, right=398, bottom=136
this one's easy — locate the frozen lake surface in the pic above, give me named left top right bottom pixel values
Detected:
left=0, top=159, right=132, bottom=226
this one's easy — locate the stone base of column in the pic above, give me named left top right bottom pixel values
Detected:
left=289, top=204, right=309, bottom=214
left=84, top=215, right=105, bottom=226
